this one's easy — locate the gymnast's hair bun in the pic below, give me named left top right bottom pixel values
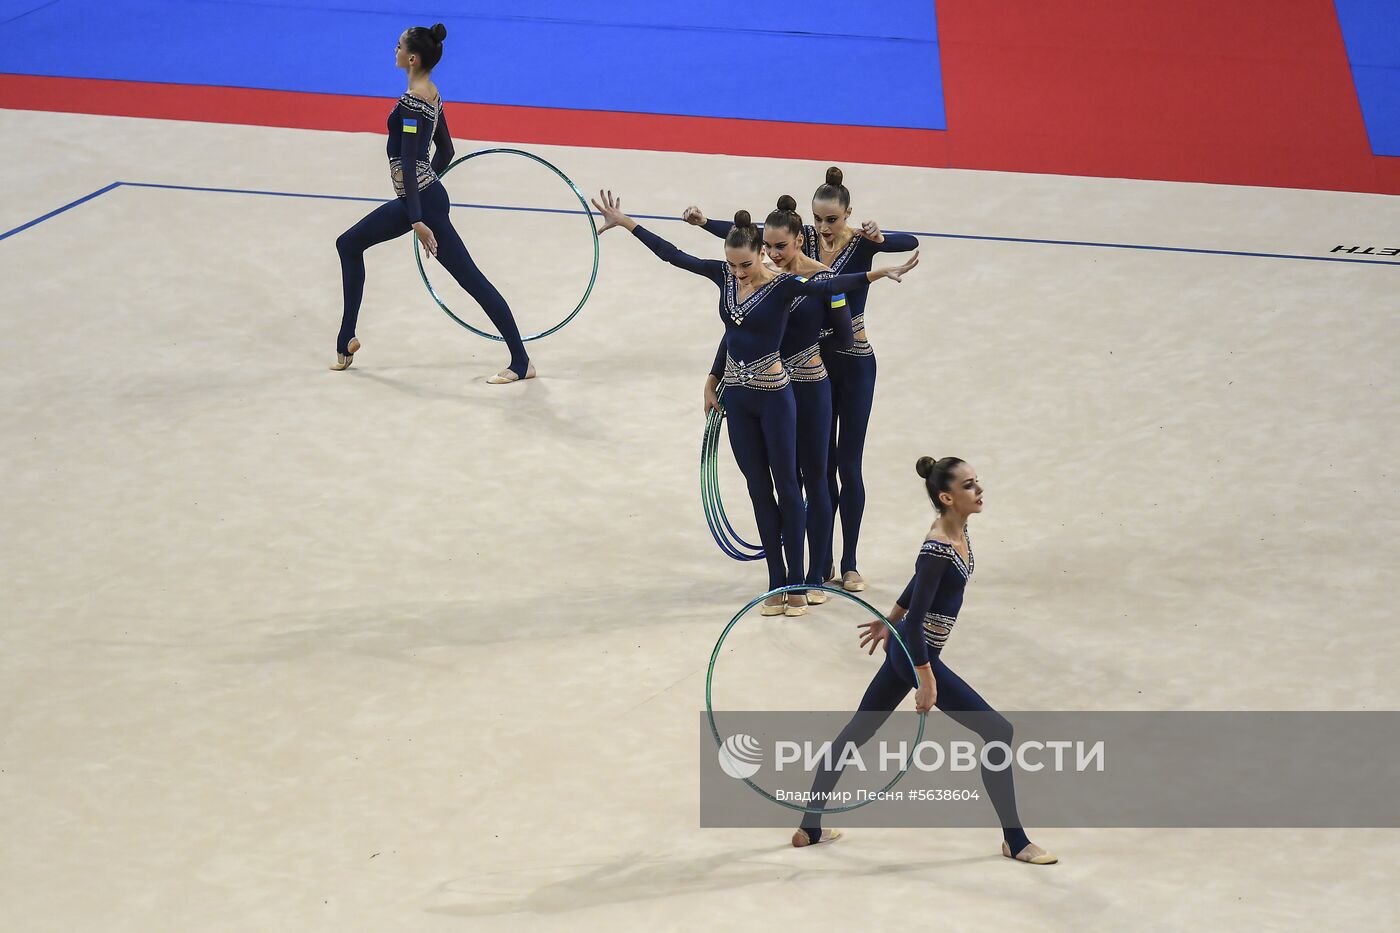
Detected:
left=776, top=194, right=797, bottom=212
left=430, top=23, right=447, bottom=42
left=825, top=166, right=844, bottom=187
left=734, top=209, right=753, bottom=228
left=915, top=456, right=937, bottom=479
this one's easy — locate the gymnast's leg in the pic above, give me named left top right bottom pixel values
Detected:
left=934, top=658, right=1052, bottom=862
left=829, top=353, right=877, bottom=579
left=422, top=185, right=532, bottom=381
left=758, top=387, right=806, bottom=603
left=334, top=198, right=413, bottom=362
left=795, top=655, right=912, bottom=845
left=725, top=388, right=787, bottom=595
left=792, top=380, right=834, bottom=589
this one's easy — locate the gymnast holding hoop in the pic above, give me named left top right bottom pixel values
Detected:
left=330, top=23, right=534, bottom=383
left=792, top=457, right=1057, bottom=865
left=591, top=190, right=917, bottom=614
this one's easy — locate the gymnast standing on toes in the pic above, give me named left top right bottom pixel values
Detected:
left=590, top=190, right=917, bottom=614
left=791, top=457, right=1057, bottom=866
left=331, top=23, right=533, bottom=384
left=684, top=196, right=855, bottom=606
left=806, top=167, right=919, bottom=593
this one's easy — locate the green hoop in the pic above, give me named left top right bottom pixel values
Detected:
left=414, top=147, right=600, bottom=342
left=706, top=584, right=928, bottom=814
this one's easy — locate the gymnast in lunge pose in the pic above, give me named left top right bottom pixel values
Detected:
left=684, top=196, right=855, bottom=605
left=791, top=457, right=1057, bottom=865
left=590, top=190, right=917, bottom=614
left=331, top=23, right=533, bottom=383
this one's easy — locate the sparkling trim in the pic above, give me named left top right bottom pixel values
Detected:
left=389, top=158, right=439, bottom=198
left=785, top=342, right=827, bottom=382
left=723, top=351, right=790, bottom=391
left=920, top=528, right=974, bottom=579
left=722, top=269, right=791, bottom=326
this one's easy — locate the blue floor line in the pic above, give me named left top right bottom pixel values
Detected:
left=0, top=182, right=122, bottom=242
left=3, top=179, right=1396, bottom=267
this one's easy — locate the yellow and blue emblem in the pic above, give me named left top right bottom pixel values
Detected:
left=403, top=117, right=419, bottom=134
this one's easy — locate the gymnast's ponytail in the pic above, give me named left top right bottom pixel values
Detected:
left=917, top=456, right=965, bottom=513
left=724, top=210, right=764, bottom=252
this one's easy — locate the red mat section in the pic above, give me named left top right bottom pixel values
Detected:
left=2, top=1, right=1396, bottom=193
left=936, top=0, right=1397, bottom=192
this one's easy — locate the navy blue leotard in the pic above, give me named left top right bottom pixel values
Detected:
left=799, top=528, right=1033, bottom=854
left=631, top=225, right=869, bottom=593
left=805, top=225, right=918, bottom=578
left=334, top=92, right=529, bottom=375
left=699, top=219, right=855, bottom=586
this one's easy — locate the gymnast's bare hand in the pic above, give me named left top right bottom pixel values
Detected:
left=860, top=220, right=885, bottom=243
left=591, top=190, right=636, bottom=234
left=914, top=665, right=937, bottom=713
left=683, top=205, right=708, bottom=226
left=703, top=376, right=722, bottom=417
left=874, top=250, right=920, bottom=284
left=858, top=619, right=890, bottom=656
left=413, top=221, right=438, bottom=258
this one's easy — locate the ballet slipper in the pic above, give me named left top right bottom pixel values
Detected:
left=806, top=588, right=829, bottom=605
left=791, top=828, right=842, bottom=848
left=841, top=570, right=866, bottom=592
left=1002, top=841, right=1058, bottom=865
left=486, top=363, right=537, bottom=384
left=760, top=596, right=787, bottom=616
left=329, top=337, right=361, bottom=371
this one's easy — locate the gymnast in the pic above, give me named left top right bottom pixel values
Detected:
left=806, top=167, right=918, bottom=591
left=590, top=190, right=917, bottom=614
left=331, top=23, right=533, bottom=383
left=685, top=196, right=855, bottom=605
left=687, top=169, right=916, bottom=591
left=792, top=457, right=1057, bottom=865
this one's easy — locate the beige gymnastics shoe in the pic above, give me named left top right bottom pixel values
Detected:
left=759, top=596, right=787, bottom=616
left=486, top=363, right=537, bottom=384
left=329, top=337, right=361, bottom=371
left=791, top=828, right=842, bottom=848
left=1002, top=841, right=1058, bottom=865
left=841, top=570, right=866, bottom=592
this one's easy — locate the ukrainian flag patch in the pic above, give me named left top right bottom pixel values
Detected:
left=831, top=294, right=847, bottom=308
left=403, top=118, right=419, bottom=134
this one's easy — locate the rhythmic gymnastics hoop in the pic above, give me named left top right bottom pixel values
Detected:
left=706, top=584, right=928, bottom=814
left=414, top=147, right=600, bottom=342
left=700, top=384, right=765, bottom=561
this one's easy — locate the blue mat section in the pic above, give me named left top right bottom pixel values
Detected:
left=0, top=0, right=945, bottom=129
left=1334, top=0, right=1400, bottom=156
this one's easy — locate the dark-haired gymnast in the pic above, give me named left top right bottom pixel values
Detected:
left=684, top=196, right=855, bottom=605
left=591, top=191, right=917, bottom=614
left=792, top=456, right=1057, bottom=865
left=687, top=168, right=916, bottom=592
left=331, top=23, right=533, bottom=383
left=807, top=166, right=919, bottom=590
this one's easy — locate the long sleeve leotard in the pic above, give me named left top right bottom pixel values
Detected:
left=631, top=226, right=869, bottom=370
left=386, top=93, right=455, bottom=225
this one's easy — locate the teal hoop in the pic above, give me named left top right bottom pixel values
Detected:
left=700, top=383, right=765, bottom=561
left=706, top=584, right=928, bottom=814
left=414, top=147, right=600, bottom=342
